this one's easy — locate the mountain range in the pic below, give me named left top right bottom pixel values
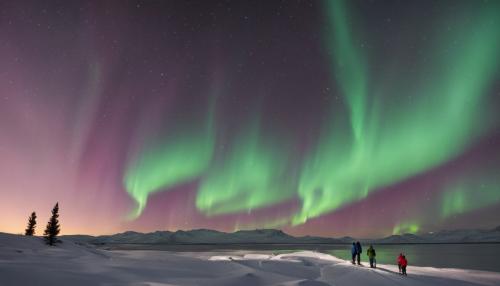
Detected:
left=63, top=226, right=500, bottom=245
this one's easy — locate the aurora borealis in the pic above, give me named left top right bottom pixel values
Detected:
left=1, top=0, right=499, bottom=237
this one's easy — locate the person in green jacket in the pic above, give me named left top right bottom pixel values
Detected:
left=367, top=245, right=376, bottom=268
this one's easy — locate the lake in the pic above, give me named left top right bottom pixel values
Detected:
left=323, top=243, right=500, bottom=273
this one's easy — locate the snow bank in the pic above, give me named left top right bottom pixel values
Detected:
left=1, top=233, right=499, bottom=286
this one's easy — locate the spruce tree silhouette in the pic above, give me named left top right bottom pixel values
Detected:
left=24, top=212, right=37, bottom=236
left=44, top=203, right=60, bottom=245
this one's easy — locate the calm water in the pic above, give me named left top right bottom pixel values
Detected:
left=103, top=243, right=500, bottom=273
left=323, top=244, right=500, bottom=273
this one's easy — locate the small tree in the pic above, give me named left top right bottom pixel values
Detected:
left=25, top=212, right=37, bottom=236
left=44, top=203, right=61, bottom=246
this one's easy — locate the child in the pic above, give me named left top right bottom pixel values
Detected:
left=397, top=253, right=404, bottom=273
left=401, top=255, right=408, bottom=276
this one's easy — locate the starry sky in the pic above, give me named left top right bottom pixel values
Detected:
left=1, top=0, right=500, bottom=237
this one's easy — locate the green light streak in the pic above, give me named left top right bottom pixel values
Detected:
left=196, top=123, right=295, bottom=215
left=125, top=112, right=215, bottom=219
left=326, top=0, right=367, bottom=141
left=293, top=0, right=500, bottom=224
left=441, top=177, right=500, bottom=219
left=393, top=222, right=420, bottom=235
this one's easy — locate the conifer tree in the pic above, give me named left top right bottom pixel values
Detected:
left=24, top=212, right=37, bottom=236
left=44, top=203, right=61, bottom=245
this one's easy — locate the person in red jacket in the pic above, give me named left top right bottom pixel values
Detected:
left=397, top=253, right=404, bottom=273
left=400, top=255, right=408, bottom=276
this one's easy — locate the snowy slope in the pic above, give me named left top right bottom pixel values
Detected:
left=1, top=233, right=500, bottom=286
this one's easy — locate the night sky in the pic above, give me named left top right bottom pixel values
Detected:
left=1, top=0, right=500, bottom=237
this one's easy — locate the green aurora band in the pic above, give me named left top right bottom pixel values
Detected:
left=326, top=0, right=367, bottom=142
left=196, top=123, right=295, bottom=215
left=441, top=176, right=500, bottom=219
left=123, top=1, right=500, bottom=228
left=124, top=112, right=215, bottom=219
left=292, top=1, right=500, bottom=224
left=392, top=222, right=420, bottom=235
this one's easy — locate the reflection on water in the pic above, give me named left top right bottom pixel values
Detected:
left=324, top=244, right=500, bottom=273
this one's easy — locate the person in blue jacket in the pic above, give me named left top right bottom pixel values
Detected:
left=355, top=241, right=362, bottom=265
left=351, top=242, right=357, bottom=264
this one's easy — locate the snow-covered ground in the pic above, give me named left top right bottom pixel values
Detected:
left=1, top=233, right=499, bottom=286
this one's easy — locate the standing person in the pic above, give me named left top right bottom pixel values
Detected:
left=401, top=255, right=408, bottom=275
left=367, top=245, right=376, bottom=268
left=397, top=253, right=404, bottom=273
left=351, top=242, right=357, bottom=264
left=355, top=241, right=362, bottom=265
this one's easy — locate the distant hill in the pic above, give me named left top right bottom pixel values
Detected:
left=372, top=233, right=426, bottom=244
left=68, top=229, right=344, bottom=245
left=63, top=225, right=500, bottom=245
left=418, top=226, right=500, bottom=243
left=367, top=226, right=500, bottom=244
